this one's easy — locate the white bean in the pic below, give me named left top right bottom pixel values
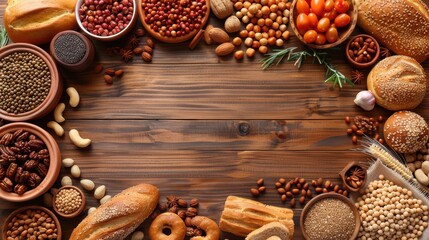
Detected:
left=69, top=129, right=91, bottom=148
left=47, top=121, right=64, bottom=137
left=66, top=87, right=80, bottom=107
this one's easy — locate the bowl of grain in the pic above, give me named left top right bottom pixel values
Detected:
left=52, top=185, right=86, bottom=218
left=0, top=43, right=62, bottom=122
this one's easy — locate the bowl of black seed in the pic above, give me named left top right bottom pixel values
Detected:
left=50, top=30, right=95, bottom=72
left=0, top=43, right=62, bottom=122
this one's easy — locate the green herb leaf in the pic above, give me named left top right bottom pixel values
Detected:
left=0, top=26, right=9, bottom=48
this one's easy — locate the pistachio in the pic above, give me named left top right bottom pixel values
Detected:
left=94, top=185, right=106, bottom=200
left=80, top=179, right=95, bottom=191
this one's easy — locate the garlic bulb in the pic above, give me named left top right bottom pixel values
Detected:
left=354, top=90, right=375, bottom=111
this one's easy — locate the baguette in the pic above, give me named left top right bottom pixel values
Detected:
left=355, top=0, right=429, bottom=63
left=70, top=184, right=159, bottom=240
left=219, top=196, right=294, bottom=239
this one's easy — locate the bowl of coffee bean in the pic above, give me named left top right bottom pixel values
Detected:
left=0, top=122, right=61, bottom=202
left=0, top=43, right=62, bottom=122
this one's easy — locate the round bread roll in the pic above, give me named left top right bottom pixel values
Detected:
left=367, top=55, right=427, bottom=111
left=383, top=111, right=428, bottom=154
left=4, top=0, right=78, bottom=45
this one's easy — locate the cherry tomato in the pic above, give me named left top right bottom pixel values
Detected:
left=308, top=13, right=319, bottom=28
left=303, top=30, right=318, bottom=43
left=296, top=13, right=311, bottom=32
left=311, top=0, right=325, bottom=16
left=316, top=17, right=331, bottom=32
left=334, top=13, right=351, bottom=27
left=297, top=0, right=311, bottom=14
left=326, top=27, right=338, bottom=43
left=323, top=9, right=338, bottom=21
left=305, top=0, right=312, bottom=4
left=315, top=33, right=327, bottom=45
left=324, top=0, right=335, bottom=11
left=335, top=0, right=349, bottom=13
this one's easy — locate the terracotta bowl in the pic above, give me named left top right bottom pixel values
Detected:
left=50, top=30, right=95, bottom=72
left=0, top=122, right=61, bottom=202
left=2, top=206, right=62, bottom=240
left=300, top=193, right=360, bottom=240
left=0, top=43, right=63, bottom=122
left=75, top=0, right=138, bottom=41
left=52, top=185, right=86, bottom=218
left=346, top=34, right=380, bottom=69
left=339, top=161, right=367, bottom=192
left=290, top=0, right=358, bottom=49
left=137, top=0, right=210, bottom=43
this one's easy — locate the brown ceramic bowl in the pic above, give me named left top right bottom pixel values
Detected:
left=50, top=30, right=95, bottom=72
left=0, top=43, right=63, bottom=122
left=290, top=0, right=358, bottom=49
left=0, top=122, right=61, bottom=202
left=300, top=193, right=360, bottom=240
left=137, top=0, right=210, bottom=43
left=339, top=161, right=367, bottom=192
left=75, top=0, right=138, bottom=41
left=346, top=34, right=380, bottom=69
left=52, top=185, right=86, bottom=218
left=2, top=206, right=62, bottom=240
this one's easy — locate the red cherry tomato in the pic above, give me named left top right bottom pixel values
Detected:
left=326, top=27, right=338, bottom=43
left=323, top=9, right=338, bottom=21
left=311, top=0, right=326, bottom=16
left=296, top=13, right=311, bottom=32
left=316, top=17, right=331, bottom=32
left=308, top=13, right=319, bottom=28
left=334, top=13, right=351, bottom=27
left=297, top=0, right=311, bottom=14
left=305, top=0, right=312, bottom=4
left=324, top=0, right=335, bottom=11
left=335, top=0, right=350, bottom=13
left=303, top=30, right=318, bottom=43
left=315, top=33, right=327, bottom=45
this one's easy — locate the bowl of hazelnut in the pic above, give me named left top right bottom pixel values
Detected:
left=0, top=122, right=61, bottom=202
left=290, top=0, right=357, bottom=49
left=76, top=0, right=138, bottom=41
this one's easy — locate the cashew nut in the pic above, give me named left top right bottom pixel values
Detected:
left=54, top=103, right=66, bottom=123
left=69, top=129, right=91, bottom=148
left=66, top=87, right=80, bottom=107
left=47, top=121, right=64, bottom=137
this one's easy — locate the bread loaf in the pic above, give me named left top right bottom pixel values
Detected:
left=219, top=196, right=294, bottom=239
left=246, top=222, right=290, bottom=240
left=355, top=0, right=429, bottom=63
left=5, top=0, right=78, bottom=45
left=70, top=184, right=159, bottom=240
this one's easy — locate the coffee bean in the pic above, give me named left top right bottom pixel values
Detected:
left=250, top=188, right=259, bottom=197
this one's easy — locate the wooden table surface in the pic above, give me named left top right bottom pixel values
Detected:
left=1, top=1, right=429, bottom=239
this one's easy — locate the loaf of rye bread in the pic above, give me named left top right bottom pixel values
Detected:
left=70, top=184, right=159, bottom=240
left=355, top=0, right=429, bottom=62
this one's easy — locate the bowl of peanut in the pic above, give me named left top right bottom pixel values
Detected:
left=345, top=34, right=380, bottom=69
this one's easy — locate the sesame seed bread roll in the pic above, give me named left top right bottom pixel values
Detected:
left=70, top=184, right=159, bottom=240
left=355, top=0, right=429, bottom=63
left=383, top=111, right=429, bottom=154
left=367, top=55, right=427, bottom=111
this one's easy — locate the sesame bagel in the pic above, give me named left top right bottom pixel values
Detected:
left=367, top=56, right=427, bottom=111
left=383, top=111, right=429, bottom=154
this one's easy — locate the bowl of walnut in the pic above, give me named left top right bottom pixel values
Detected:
left=0, top=122, right=61, bottom=202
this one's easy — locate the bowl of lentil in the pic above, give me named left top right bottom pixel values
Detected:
left=52, top=185, right=86, bottom=218
left=0, top=122, right=61, bottom=202
left=300, top=192, right=360, bottom=240
left=2, top=205, right=62, bottom=240
left=0, top=43, right=62, bottom=122
left=76, top=0, right=138, bottom=41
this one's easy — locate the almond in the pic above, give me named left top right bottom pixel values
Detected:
left=215, top=42, right=235, bottom=56
left=105, top=68, right=115, bottom=76
left=80, top=179, right=95, bottom=191
left=133, top=47, right=143, bottom=55
left=142, top=52, right=152, bottom=62
left=146, top=38, right=155, bottom=48
left=204, top=25, right=214, bottom=45
left=208, top=28, right=229, bottom=44
left=143, top=45, right=153, bottom=54
left=114, top=69, right=124, bottom=77
left=104, top=75, right=113, bottom=84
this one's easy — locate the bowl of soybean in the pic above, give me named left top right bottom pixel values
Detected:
left=0, top=43, right=62, bottom=122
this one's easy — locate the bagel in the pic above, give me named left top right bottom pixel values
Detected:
left=149, top=212, right=186, bottom=240
left=190, top=216, right=220, bottom=240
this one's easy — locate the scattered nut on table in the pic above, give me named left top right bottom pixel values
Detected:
left=61, top=176, right=73, bottom=186
left=66, top=87, right=80, bottom=107
left=62, top=158, right=75, bottom=168
left=71, top=165, right=81, bottom=178
left=69, top=129, right=91, bottom=148
left=88, top=207, right=97, bottom=215
left=100, top=195, right=112, bottom=205
left=94, top=185, right=106, bottom=199
left=54, top=103, right=66, bottom=123
left=80, top=179, right=95, bottom=191
left=47, top=121, right=64, bottom=136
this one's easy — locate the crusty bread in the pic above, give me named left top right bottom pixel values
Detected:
left=384, top=111, right=429, bottom=154
left=219, top=196, right=294, bottom=239
left=4, top=0, right=78, bottom=45
left=245, top=222, right=290, bottom=240
left=70, top=184, right=159, bottom=240
left=355, top=0, right=429, bottom=63
left=367, top=55, right=427, bottom=111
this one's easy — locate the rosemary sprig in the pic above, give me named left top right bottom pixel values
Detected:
left=0, top=26, right=9, bottom=48
left=261, top=47, right=354, bottom=88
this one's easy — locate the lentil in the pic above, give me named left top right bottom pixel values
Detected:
left=0, top=52, right=51, bottom=114
left=54, top=188, right=83, bottom=214
left=54, top=33, right=87, bottom=64
left=5, top=208, right=58, bottom=239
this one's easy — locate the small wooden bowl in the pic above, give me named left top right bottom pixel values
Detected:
left=0, top=43, right=63, bottom=121
left=0, top=123, right=61, bottom=202
left=300, top=193, right=360, bottom=240
left=137, top=0, right=210, bottom=43
left=339, top=161, right=367, bottom=192
left=52, top=186, right=86, bottom=218
left=346, top=34, right=380, bottom=69
left=2, top=206, right=62, bottom=240
left=290, top=0, right=358, bottom=49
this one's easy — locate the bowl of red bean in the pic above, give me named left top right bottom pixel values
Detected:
left=76, top=0, right=138, bottom=41
left=137, top=0, right=210, bottom=43
left=290, top=0, right=357, bottom=49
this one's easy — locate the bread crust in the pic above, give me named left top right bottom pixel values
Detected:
left=245, top=222, right=290, bottom=240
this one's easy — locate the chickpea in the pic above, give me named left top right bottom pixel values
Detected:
left=275, top=38, right=284, bottom=47
left=240, top=30, right=249, bottom=38
left=272, top=22, right=279, bottom=30
left=268, top=0, right=276, bottom=6
left=242, top=15, right=250, bottom=23
left=259, top=46, right=268, bottom=54
left=262, top=26, right=270, bottom=33
left=243, top=1, right=252, bottom=8
left=234, top=2, right=243, bottom=10
left=255, top=32, right=262, bottom=40
left=275, top=30, right=282, bottom=38
left=256, top=10, right=263, bottom=18
left=244, top=37, right=253, bottom=47
left=259, top=38, right=268, bottom=46
left=252, top=40, right=261, bottom=49
left=234, top=50, right=244, bottom=60
left=265, top=18, right=273, bottom=27
left=279, top=24, right=287, bottom=32
left=261, top=6, right=270, bottom=15
left=270, top=4, right=278, bottom=12
left=248, top=31, right=256, bottom=38
left=257, top=18, right=265, bottom=26
left=267, top=37, right=276, bottom=46
left=241, top=8, right=248, bottom=15
left=246, top=23, right=254, bottom=31
left=246, top=48, right=256, bottom=58
left=278, top=2, right=286, bottom=10
left=236, top=11, right=243, bottom=18
left=282, top=30, right=290, bottom=40
left=232, top=37, right=242, bottom=46
left=253, top=25, right=261, bottom=32
left=247, top=12, right=254, bottom=18
left=268, top=29, right=276, bottom=37
left=262, top=32, right=269, bottom=39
